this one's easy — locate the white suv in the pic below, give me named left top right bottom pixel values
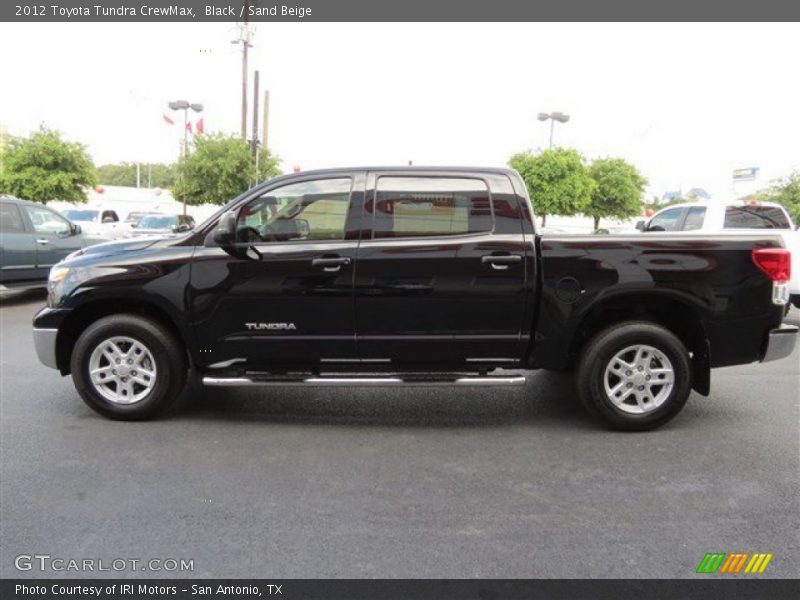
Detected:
left=639, top=201, right=800, bottom=308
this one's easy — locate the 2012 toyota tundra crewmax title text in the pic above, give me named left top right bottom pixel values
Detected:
left=32, top=167, right=797, bottom=430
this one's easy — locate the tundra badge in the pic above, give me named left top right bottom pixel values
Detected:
left=245, top=322, right=297, bottom=331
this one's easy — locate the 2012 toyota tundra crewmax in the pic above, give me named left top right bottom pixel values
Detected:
left=32, top=167, right=798, bottom=430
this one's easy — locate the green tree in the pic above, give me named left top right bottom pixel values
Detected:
left=761, top=172, right=800, bottom=224
left=96, top=162, right=177, bottom=188
left=509, top=148, right=594, bottom=226
left=172, top=133, right=281, bottom=206
left=587, top=158, right=648, bottom=230
left=0, top=127, right=96, bottom=203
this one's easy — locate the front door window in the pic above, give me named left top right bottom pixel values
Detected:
left=236, top=178, right=353, bottom=244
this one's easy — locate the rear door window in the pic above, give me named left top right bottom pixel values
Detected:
left=372, top=177, right=492, bottom=239
left=681, top=206, right=706, bottom=231
left=724, top=206, right=791, bottom=229
left=0, top=203, right=26, bottom=233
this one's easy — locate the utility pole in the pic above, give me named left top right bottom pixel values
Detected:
left=268, top=90, right=269, bottom=155
left=232, top=3, right=254, bottom=140
left=252, top=69, right=260, bottom=160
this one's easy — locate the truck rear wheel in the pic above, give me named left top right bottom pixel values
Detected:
left=70, top=314, right=187, bottom=420
left=576, top=321, right=692, bottom=431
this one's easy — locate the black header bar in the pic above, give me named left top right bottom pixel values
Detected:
left=3, top=0, right=800, bottom=22
left=3, top=579, right=800, bottom=600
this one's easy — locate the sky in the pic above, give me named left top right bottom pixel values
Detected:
left=1, top=22, right=798, bottom=200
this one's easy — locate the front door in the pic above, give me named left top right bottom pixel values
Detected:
left=21, top=203, right=84, bottom=277
left=354, top=172, right=529, bottom=365
left=189, top=174, right=364, bottom=370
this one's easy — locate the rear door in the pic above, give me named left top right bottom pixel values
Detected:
left=353, top=171, right=528, bottom=364
left=0, top=202, right=39, bottom=284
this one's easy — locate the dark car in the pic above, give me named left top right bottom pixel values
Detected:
left=31, top=167, right=797, bottom=429
left=0, top=197, right=106, bottom=291
left=124, top=213, right=195, bottom=238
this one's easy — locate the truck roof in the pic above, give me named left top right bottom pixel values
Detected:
left=265, top=166, right=519, bottom=183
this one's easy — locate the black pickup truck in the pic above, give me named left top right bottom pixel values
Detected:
left=32, top=167, right=797, bottom=430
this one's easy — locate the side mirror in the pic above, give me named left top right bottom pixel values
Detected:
left=71, top=223, right=82, bottom=235
left=212, top=211, right=237, bottom=246
left=130, top=223, right=137, bottom=228
left=635, top=220, right=647, bottom=232
left=172, top=223, right=191, bottom=233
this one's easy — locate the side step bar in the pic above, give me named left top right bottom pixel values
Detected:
left=202, top=376, right=527, bottom=387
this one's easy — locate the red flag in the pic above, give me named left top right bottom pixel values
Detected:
left=195, top=117, right=204, bottom=134
left=186, top=121, right=193, bottom=133
left=162, top=114, right=174, bottom=125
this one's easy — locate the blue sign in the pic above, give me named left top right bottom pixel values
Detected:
left=733, top=167, right=759, bottom=181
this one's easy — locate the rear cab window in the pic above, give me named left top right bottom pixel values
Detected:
left=372, top=177, right=492, bottom=239
left=724, top=205, right=791, bottom=229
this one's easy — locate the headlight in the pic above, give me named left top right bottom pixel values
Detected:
left=48, top=266, right=70, bottom=283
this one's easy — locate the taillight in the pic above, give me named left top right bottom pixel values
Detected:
left=752, top=248, right=791, bottom=282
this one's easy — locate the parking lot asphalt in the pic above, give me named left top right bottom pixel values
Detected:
left=1, top=290, right=798, bottom=579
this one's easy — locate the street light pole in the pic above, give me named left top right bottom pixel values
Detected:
left=169, top=100, right=204, bottom=215
left=537, top=111, right=570, bottom=149
left=232, top=9, right=254, bottom=140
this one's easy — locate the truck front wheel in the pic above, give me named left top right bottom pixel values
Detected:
left=70, top=314, right=187, bottom=420
left=576, top=321, right=692, bottom=431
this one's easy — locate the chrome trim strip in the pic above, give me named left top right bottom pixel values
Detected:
left=544, top=233, right=786, bottom=244
left=202, top=376, right=527, bottom=387
left=454, top=377, right=526, bottom=385
left=465, top=357, right=517, bottom=363
left=762, top=326, right=798, bottom=363
left=32, top=328, right=59, bottom=369
left=319, top=358, right=391, bottom=363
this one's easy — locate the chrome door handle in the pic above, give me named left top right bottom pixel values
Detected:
left=312, top=257, right=351, bottom=272
left=481, top=255, right=521, bottom=270
left=36, top=238, right=49, bottom=245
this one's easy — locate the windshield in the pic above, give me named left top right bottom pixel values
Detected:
left=137, top=215, right=178, bottom=229
left=63, top=209, right=99, bottom=222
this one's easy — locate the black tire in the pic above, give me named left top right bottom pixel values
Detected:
left=70, top=314, right=187, bottom=420
left=576, top=321, right=692, bottom=431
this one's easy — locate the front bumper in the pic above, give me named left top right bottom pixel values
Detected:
left=762, top=325, right=799, bottom=363
left=32, top=328, right=58, bottom=369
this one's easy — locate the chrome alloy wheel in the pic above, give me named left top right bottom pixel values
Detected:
left=87, top=336, right=157, bottom=405
left=603, top=344, right=675, bottom=415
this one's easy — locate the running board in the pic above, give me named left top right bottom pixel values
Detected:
left=202, top=375, right=526, bottom=387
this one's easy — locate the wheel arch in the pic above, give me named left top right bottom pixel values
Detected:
left=570, top=292, right=711, bottom=396
left=55, top=298, right=191, bottom=375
